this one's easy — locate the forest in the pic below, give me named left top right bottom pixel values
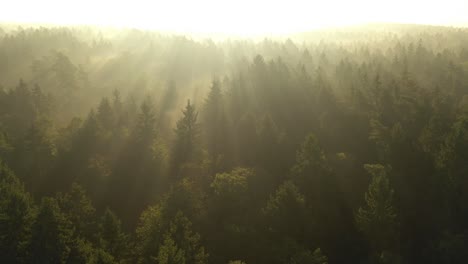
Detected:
left=1, top=23, right=468, bottom=263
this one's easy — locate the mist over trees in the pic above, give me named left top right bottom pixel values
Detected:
left=1, top=23, right=468, bottom=263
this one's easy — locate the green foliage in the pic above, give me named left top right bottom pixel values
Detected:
left=135, top=205, right=165, bottom=264
left=56, top=183, right=96, bottom=239
left=356, top=164, right=398, bottom=259
left=136, top=208, right=208, bottom=264
left=162, top=178, right=205, bottom=223
left=202, top=79, right=230, bottom=171
left=171, top=100, right=201, bottom=178
left=263, top=181, right=306, bottom=239
left=29, top=197, right=73, bottom=264
left=158, top=212, right=208, bottom=264
left=135, top=97, right=158, bottom=145
left=211, top=167, right=249, bottom=197
left=289, top=248, right=328, bottom=264
left=291, top=134, right=327, bottom=176
left=1, top=25, right=468, bottom=264
left=99, top=208, right=127, bottom=260
left=157, top=235, right=186, bottom=264
left=0, top=160, right=34, bottom=263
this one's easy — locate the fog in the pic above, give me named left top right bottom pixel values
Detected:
left=1, top=8, right=468, bottom=264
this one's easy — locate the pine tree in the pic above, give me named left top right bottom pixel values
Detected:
left=11, top=117, right=56, bottom=194
left=56, top=183, right=96, bottom=240
left=0, top=160, right=34, bottom=263
left=291, top=134, right=352, bottom=261
left=29, top=197, right=73, bottom=264
left=107, top=97, right=163, bottom=226
left=136, top=208, right=208, bottom=264
left=202, top=79, right=229, bottom=171
left=99, top=208, right=126, bottom=261
left=135, top=97, right=158, bottom=146
left=235, top=113, right=257, bottom=166
left=159, top=212, right=208, bottom=264
left=263, top=181, right=306, bottom=238
left=355, top=164, right=398, bottom=263
left=262, top=181, right=324, bottom=263
left=170, top=100, right=200, bottom=178
left=97, top=97, right=115, bottom=131
left=256, top=115, right=284, bottom=174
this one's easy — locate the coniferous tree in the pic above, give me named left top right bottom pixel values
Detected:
left=170, top=100, right=200, bottom=179
left=157, top=212, right=208, bottom=264
left=56, top=183, right=96, bottom=240
left=355, top=164, right=399, bottom=263
left=0, top=160, right=34, bottom=263
left=136, top=207, right=208, bottom=264
left=108, top=97, right=164, bottom=226
left=202, top=79, right=229, bottom=172
left=98, top=208, right=127, bottom=261
left=29, top=197, right=73, bottom=264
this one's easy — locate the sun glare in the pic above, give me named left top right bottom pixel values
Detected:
left=1, top=0, right=468, bottom=35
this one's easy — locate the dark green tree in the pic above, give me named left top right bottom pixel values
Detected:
left=98, top=208, right=127, bottom=261
left=56, top=183, right=96, bottom=240
left=355, top=164, right=399, bottom=263
left=157, top=212, right=208, bottom=264
left=135, top=207, right=208, bottom=264
left=170, top=100, right=200, bottom=178
left=201, top=79, right=230, bottom=171
left=0, top=160, right=35, bottom=263
left=29, top=197, right=73, bottom=264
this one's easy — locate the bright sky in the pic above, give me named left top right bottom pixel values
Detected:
left=1, top=0, right=468, bottom=35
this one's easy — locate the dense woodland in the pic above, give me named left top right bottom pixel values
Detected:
left=1, top=24, right=468, bottom=263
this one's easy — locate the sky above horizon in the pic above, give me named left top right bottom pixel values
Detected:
left=1, top=0, right=468, bottom=35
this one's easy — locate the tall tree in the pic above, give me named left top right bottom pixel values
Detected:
left=29, top=197, right=73, bottom=264
left=98, top=208, right=127, bottom=261
left=202, top=79, right=229, bottom=172
left=108, top=97, right=164, bottom=226
left=355, top=164, right=399, bottom=263
left=0, top=160, right=34, bottom=263
left=56, top=183, right=96, bottom=240
left=135, top=207, right=208, bottom=264
left=170, top=100, right=200, bottom=179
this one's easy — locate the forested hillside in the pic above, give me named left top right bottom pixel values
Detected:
left=1, top=24, right=468, bottom=263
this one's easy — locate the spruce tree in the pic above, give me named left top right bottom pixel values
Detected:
left=355, top=164, right=398, bottom=263
left=170, top=100, right=200, bottom=178
left=29, top=197, right=73, bottom=264
left=0, top=160, right=34, bottom=263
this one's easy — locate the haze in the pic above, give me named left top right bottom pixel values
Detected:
left=2, top=0, right=468, bottom=35
left=4, top=0, right=468, bottom=261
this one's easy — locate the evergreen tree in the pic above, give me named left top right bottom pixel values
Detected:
left=355, top=164, right=399, bottom=263
left=202, top=79, right=229, bottom=172
left=158, top=212, right=208, bottom=264
left=99, top=208, right=127, bottom=261
left=0, top=160, right=34, bottom=263
left=108, top=97, right=164, bottom=226
left=135, top=97, right=158, bottom=146
left=170, top=100, right=200, bottom=178
left=263, top=181, right=306, bottom=240
left=234, top=113, right=257, bottom=166
left=97, top=97, right=115, bottom=131
left=136, top=207, right=208, bottom=264
left=29, top=197, right=73, bottom=264
left=56, top=183, right=96, bottom=240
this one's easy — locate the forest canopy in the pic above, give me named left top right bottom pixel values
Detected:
left=1, top=23, right=468, bottom=263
